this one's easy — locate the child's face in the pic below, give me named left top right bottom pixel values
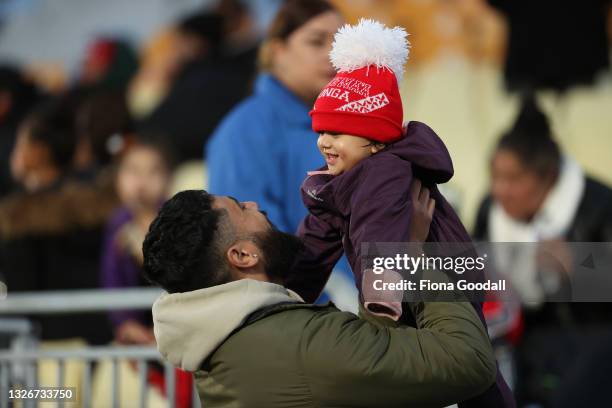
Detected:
left=117, top=145, right=169, bottom=213
left=317, top=132, right=382, bottom=175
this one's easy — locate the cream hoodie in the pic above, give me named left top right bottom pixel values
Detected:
left=152, top=279, right=304, bottom=372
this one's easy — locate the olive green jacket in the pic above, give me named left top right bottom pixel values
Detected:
left=152, top=279, right=496, bottom=407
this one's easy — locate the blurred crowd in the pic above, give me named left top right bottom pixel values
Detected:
left=0, top=0, right=611, bottom=407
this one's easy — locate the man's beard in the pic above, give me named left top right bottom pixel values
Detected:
left=252, top=228, right=303, bottom=282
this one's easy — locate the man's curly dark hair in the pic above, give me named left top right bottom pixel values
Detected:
left=142, top=190, right=233, bottom=293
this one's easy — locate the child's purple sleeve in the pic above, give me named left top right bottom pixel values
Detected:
left=285, top=214, right=344, bottom=303
left=100, top=211, right=145, bottom=329
left=100, top=237, right=143, bottom=328
left=348, top=162, right=415, bottom=283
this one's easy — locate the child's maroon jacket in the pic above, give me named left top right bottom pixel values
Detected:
left=287, top=121, right=515, bottom=408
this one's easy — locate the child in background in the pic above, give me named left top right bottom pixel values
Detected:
left=100, top=136, right=193, bottom=408
left=101, top=135, right=172, bottom=340
left=286, top=19, right=514, bottom=407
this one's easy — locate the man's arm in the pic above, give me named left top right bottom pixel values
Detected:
left=300, top=295, right=497, bottom=407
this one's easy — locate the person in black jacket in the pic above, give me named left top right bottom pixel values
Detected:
left=473, top=96, right=612, bottom=406
left=474, top=97, right=612, bottom=244
left=0, top=99, right=117, bottom=345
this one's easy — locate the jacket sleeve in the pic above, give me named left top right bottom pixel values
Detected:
left=285, top=213, right=344, bottom=303
left=300, top=294, right=497, bottom=407
left=348, top=160, right=415, bottom=277
left=205, top=105, right=290, bottom=232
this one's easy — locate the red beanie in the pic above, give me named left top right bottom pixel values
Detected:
left=310, top=19, right=410, bottom=144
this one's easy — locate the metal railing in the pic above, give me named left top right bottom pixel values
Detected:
left=0, top=288, right=163, bottom=315
left=0, top=288, right=200, bottom=408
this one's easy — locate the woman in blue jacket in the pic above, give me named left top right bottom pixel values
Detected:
left=205, top=0, right=355, bottom=308
left=208, top=0, right=341, bottom=233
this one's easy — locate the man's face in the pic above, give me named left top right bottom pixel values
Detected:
left=212, top=196, right=272, bottom=235
left=212, top=196, right=303, bottom=281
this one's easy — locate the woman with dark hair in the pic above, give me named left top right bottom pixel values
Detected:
left=0, top=66, right=39, bottom=197
left=0, top=99, right=117, bottom=345
left=475, top=96, right=612, bottom=244
left=206, top=0, right=357, bottom=309
left=9, top=100, right=77, bottom=193
left=475, top=96, right=612, bottom=304
left=474, top=96, right=612, bottom=406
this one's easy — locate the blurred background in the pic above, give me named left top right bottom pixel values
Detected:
left=0, top=0, right=611, bottom=407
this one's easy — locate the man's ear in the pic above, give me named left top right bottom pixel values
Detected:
left=226, top=240, right=261, bottom=270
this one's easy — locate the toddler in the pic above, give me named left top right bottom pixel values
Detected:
left=287, top=19, right=472, bottom=314
left=286, top=21, right=514, bottom=407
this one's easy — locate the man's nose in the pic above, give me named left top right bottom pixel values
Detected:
left=243, top=201, right=259, bottom=211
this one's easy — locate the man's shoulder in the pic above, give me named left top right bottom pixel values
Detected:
left=203, top=304, right=349, bottom=368
left=222, top=303, right=357, bottom=346
left=245, top=304, right=374, bottom=349
left=244, top=302, right=344, bottom=328
left=196, top=304, right=361, bottom=407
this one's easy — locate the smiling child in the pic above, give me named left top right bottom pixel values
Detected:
left=285, top=18, right=514, bottom=408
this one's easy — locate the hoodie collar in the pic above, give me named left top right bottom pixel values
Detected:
left=255, top=74, right=312, bottom=126
left=152, top=279, right=304, bottom=372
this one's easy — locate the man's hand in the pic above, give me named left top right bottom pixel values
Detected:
left=409, top=179, right=435, bottom=242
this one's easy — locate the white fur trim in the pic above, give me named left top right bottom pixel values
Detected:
left=330, top=18, right=410, bottom=83
left=534, top=156, right=585, bottom=239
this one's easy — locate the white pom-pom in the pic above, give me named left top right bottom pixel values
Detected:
left=330, top=18, right=410, bottom=83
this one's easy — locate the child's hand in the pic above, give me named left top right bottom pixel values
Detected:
left=409, top=179, right=435, bottom=243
